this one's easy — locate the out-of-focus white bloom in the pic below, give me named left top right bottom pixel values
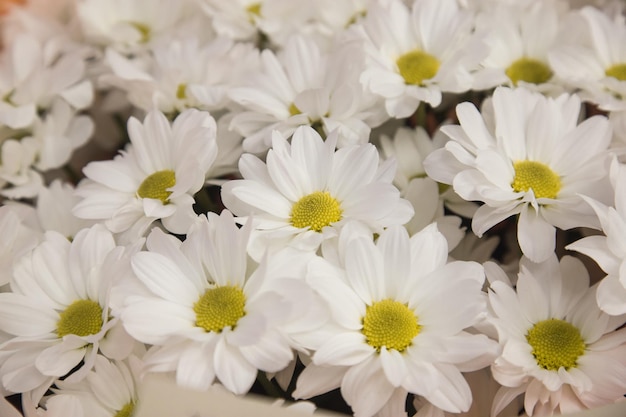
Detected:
left=229, top=35, right=385, bottom=153
left=119, top=211, right=322, bottom=394
left=378, top=126, right=476, bottom=246
left=198, top=0, right=318, bottom=47
left=549, top=7, right=626, bottom=112
left=567, top=160, right=626, bottom=315
left=357, top=0, right=488, bottom=118
left=0, top=205, right=40, bottom=287
left=221, top=126, right=413, bottom=259
left=75, top=0, right=196, bottom=54
left=424, top=87, right=612, bottom=263
left=0, top=33, right=92, bottom=129
left=73, top=109, right=217, bottom=243
left=487, top=255, right=626, bottom=416
left=294, top=224, right=497, bottom=417
left=102, top=37, right=260, bottom=114
left=473, top=2, right=568, bottom=94
left=38, top=355, right=140, bottom=417
left=0, top=226, right=136, bottom=404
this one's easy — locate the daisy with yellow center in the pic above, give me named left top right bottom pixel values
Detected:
left=473, top=3, right=561, bottom=92
left=487, top=255, right=626, bottom=416
left=46, top=355, right=140, bottom=417
left=424, top=86, right=612, bottom=263
left=74, top=109, right=217, bottom=244
left=358, top=0, right=487, bottom=118
left=0, top=225, right=136, bottom=402
left=293, top=224, right=497, bottom=417
left=221, top=126, right=413, bottom=260
left=120, top=210, right=319, bottom=395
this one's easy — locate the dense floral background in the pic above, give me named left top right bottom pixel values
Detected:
left=0, top=0, right=625, bottom=416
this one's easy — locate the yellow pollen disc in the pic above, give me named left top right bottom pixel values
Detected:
left=194, top=286, right=246, bottom=333
left=176, top=83, right=187, bottom=100
left=526, top=318, right=586, bottom=371
left=605, top=63, right=626, bottom=81
left=114, top=402, right=135, bottom=417
left=137, top=170, right=176, bottom=203
left=290, top=191, right=342, bottom=232
left=57, top=299, right=104, bottom=338
left=288, top=103, right=301, bottom=116
left=246, top=3, right=261, bottom=19
left=511, top=160, right=561, bottom=199
left=362, top=299, right=421, bottom=352
left=128, top=21, right=151, bottom=43
left=505, top=57, right=553, bottom=85
left=396, top=50, right=440, bottom=86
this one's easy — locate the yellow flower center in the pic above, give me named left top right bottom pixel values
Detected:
left=114, top=402, right=135, bottom=417
left=194, top=286, right=246, bottom=333
left=57, top=299, right=104, bottom=338
left=128, top=22, right=151, bottom=43
left=290, top=191, right=342, bottom=232
left=246, top=2, right=261, bottom=21
left=605, top=63, right=626, bottom=81
left=362, top=299, right=421, bottom=352
left=396, top=50, right=440, bottom=86
left=288, top=103, right=301, bottom=116
left=526, top=318, right=586, bottom=371
left=137, top=170, right=176, bottom=203
left=176, top=83, right=187, bottom=100
left=505, top=57, right=553, bottom=85
left=511, top=161, right=561, bottom=199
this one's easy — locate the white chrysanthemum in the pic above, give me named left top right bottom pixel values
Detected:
left=73, top=109, right=217, bottom=243
left=39, top=355, right=140, bottom=417
left=0, top=33, right=92, bottom=130
left=378, top=126, right=477, bottom=246
left=424, top=86, right=612, bottom=263
left=357, top=0, right=488, bottom=118
left=102, top=37, right=260, bottom=114
left=549, top=6, right=626, bottom=112
left=229, top=35, right=385, bottom=153
left=473, top=2, right=567, bottom=93
left=75, top=0, right=194, bottom=53
left=487, top=255, right=626, bottom=417
left=0, top=205, right=40, bottom=287
left=293, top=224, right=497, bottom=417
left=567, top=160, right=626, bottom=315
left=119, top=210, right=321, bottom=394
left=198, top=0, right=318, bottom=47
left=0, top=225, right=136, bottom=403
left=221, top=126, right=413, bottom=258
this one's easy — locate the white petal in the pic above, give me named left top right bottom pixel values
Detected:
left=341, top=357, right=395, bottom=417
left=176, top=342, right=216, bottom=391
left=131, top=252, right=198, bottom=304
left=214, top=338, right=257, bottom=394
left=313, top=332, right=373, bottom=367
left=517, top=205, right=555, bottom=263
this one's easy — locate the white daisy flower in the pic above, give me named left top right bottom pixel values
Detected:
left=567, top=160, right=626, bottom=315
left=423, top=86, right=612, bottom=263
left=199, top=0, right=318, bottom=47
left=473, top=2, right=567, bottom=93
left=221, top=125, right=413, bottom=259
left=40, top=355, right=140, bottom=417
left=102, top=37, right=260, bottom=114
left=0, top=205, right=40, bottom=287
left=357, top=0, right=488, bottom=118
left=293, top=223, right=497, bottom=417
left=75, top=0, right=195, bottom=54
left=119, top=210, right=320, bottom=394
left=487, top=255, right=626, bottom=416
left=0, top=32, right=93, bottom=130
left=549, top=6, right=626, bottom=112
left=229, top=35, right=385, bottom=153
left=73, top=109, right=218, bottom=243
left=0, top=225, right=136, bottom=403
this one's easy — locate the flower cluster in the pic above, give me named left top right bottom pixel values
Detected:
left=0, top=1, right=625, bottom=417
